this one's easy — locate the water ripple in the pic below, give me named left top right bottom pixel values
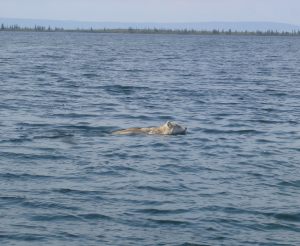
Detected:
left=0, top=32, right=300, bottom=246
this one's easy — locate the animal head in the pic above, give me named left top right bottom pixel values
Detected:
left=164, top=121, right=187, bottom=135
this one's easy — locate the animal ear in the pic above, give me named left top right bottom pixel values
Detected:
left=167, top=121, right=172, bottom=128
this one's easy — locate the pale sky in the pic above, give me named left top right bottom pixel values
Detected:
left=1, top=0, right=300, bottom=25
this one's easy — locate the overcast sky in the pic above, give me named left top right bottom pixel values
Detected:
left=1, top=0, right=300, bottom=25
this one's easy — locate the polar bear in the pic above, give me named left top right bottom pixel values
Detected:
left=112, top=121, right=187, bottom=135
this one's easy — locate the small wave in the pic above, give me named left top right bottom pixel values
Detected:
left=58, top=231, right=80, bottom=239
left=112, top=114, right=153, bottom=121
left=179, top=73, right=197, bottom=77
left=0, top=233, right=48, bottom=242
left=82, top=73, right=98, bottom=78
left=0, top=152, right=68, bottom=161
left=31, top=214, right=84, bottom=222
left=50, top=113, right=98, bottom=118
left=113, top=165, right=138, bottom=172
left=256, top=138, right=275, bottom=143
left=0, top=137, right=33, bottom=144
left=88, top=169, right=123, bottom=176
left=16, top=124, right=114, bottom=138
left=278, top=180, right=300, bottom=188
left=52, top=188, right=102, bottom=195
left=203, top=206, right=300, bottom=223
left=272, top=212, right=300, bottom=222
left=179, top=243, right=209, bottom=246
left=263, top=89, right=289, bottom=97
left=40, top=54, right=65, bottom=59
left=135, top=208, right=188, bottom=215
left=202, top=128, right=263, bottom=135
left=33, top=134, right=74, bottom=140
left=247, top=119, right=286, bottom=124
left=151, top=142, right=168, bottom=148
left=101, top=85, right=150, bottom=95
left=30, top=213, right=112, bottom=222
left=159, top=163, right=211, bottom=173
left=0, top=172, right=52, bottom=180
left=16, top=122, right=51, bottom=128
left=57, top=125, right=114, bottom=134
left=258, top=222, right=300, bottom=232
left=21, top=200, right=80, bottom=211
left=147, top=218, right=192, bottom=226
left=136, top=185, right=190, bottom=192
left=289, top=147, right=300, bottom=152
left=136, top=185, right=173, bottom=192
left=124, top=69, right=146, bottom=72
left=0, top=196, right=26, bottom=204
left=80, top=213, right=112, bottom=220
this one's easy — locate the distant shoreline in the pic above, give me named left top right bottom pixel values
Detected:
left=1, top=24, right=300, bottom=36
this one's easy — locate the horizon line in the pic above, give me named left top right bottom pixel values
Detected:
left=0, top=17, right=300, bottom=26
left=2, top=25, right=300, bottom=36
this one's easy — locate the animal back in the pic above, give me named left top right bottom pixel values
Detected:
left=112, top=127, right=151, bottom=135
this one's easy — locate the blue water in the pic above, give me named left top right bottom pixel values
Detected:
left=1, top=32, right=300, bottom=246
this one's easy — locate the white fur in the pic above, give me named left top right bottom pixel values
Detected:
left=113, top=121, right=187, bottom=135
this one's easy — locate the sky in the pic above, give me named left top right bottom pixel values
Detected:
left=1, top=0, right=300, bottom=25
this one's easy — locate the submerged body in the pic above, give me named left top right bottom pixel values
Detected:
left=112, top=121, right=187, bottom=135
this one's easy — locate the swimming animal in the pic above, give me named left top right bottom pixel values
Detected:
left=112, top=121, right=187, bottom=135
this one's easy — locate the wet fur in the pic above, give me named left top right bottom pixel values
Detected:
left=112, top=121, right=187, bottom=135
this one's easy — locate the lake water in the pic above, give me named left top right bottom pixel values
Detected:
left=0, top=32, right=300, bottom=245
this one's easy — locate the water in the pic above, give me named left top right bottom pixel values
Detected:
left=1, top=31, right=300, bottom=246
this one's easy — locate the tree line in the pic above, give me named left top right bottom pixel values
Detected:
left=1, top=23, right=300, bottom=36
